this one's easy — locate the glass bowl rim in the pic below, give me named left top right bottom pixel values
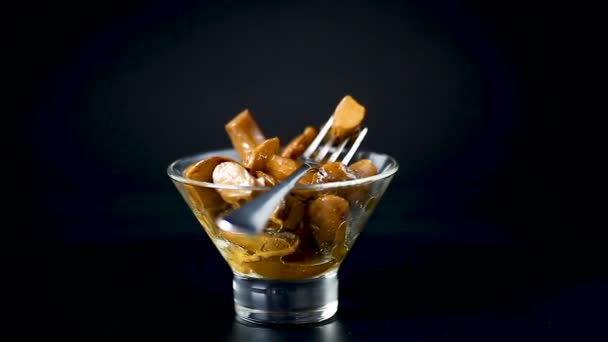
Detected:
left=167, top=148, right=399, bottom=191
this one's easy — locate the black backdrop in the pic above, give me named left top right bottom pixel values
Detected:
left=10, top=0, right=604, bottom=339
left=17, top=0, right=589, bottom=246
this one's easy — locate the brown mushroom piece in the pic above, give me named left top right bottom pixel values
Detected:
left=245, top=137, right=280, bottom=172
left=290, top=169, right=319, bottom=201
left=283, top=196, right=306, bottom=231
left=225, top=109, right=266, bottom=161
left=330, top=95, right=366, bottom=139
left=314, top=161, right=357, bottom=184
left=268, top=199, right=288, bottom=230
left=292, top=163, right=356, bottom=200
left=254, top=170, right=278, bottom=187
left=212, top=161, right=257, bottom=206
left=182, top=156, right=234, bottom=210
left=344, top=159, right=378, bottom=206
left=281, top=126, right=317, bottom=160
left=264, top=154, right=301, bottom=181
left=308, top=194, right=349, bottom=250
left=348, top=159, right=378, bottom=179
left=220, top=230, right=300, bottom=262
left=251, top=170, right=286, bottom=227
left=296, top=169, right=317, bottom=186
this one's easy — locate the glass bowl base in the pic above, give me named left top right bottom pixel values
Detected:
left=232, top=271, right=338, bottom=325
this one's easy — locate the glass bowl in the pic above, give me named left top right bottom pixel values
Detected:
left=168, top=148, right=398, bottom=324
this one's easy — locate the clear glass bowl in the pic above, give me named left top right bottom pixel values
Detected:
left=168, top=148, right=398, bottom=324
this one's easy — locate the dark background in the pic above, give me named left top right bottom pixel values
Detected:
left=8, top=0, right=604, bottom=340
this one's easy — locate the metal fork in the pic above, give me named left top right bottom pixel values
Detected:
left=216, top=116, right=368, bottom=235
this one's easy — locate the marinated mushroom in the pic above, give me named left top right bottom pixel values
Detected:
left=296, top=169, right=317, bottom=185
left=182, top=156, right=234, bottom=210
left=254, top=170, right=278, bottom=187
left=225, top=109, right=266, bottom=161
left=281, top=126, right=317, bottom=159
left=212, top=161, right=257, bottom=205
left=348, top=159, right=378, bottom=178
left=309, top=194, right=349, bottom=249
left=314, top=161, right=357, bottom=184
left=283, top=196, right=306, bottom=231
left=220, top=230, right=300, bottom=262
left=292, top=162, right=356, bottom=200
left=344, top=159, right=379, bottom=205
left=330, top=95, right=366, bottom=139
left=264, top=154, right=300, bottom=181
left=245, top=137, right=280, bottom=172
left=291, top=169, right=320, bottom=201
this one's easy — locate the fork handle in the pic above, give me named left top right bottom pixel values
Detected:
left=216, top=164, right=312, bottom=234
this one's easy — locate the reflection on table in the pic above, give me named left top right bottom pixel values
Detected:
left=228, top=316, right=349, bottom=342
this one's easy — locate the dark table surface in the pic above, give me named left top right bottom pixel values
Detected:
left=5, top=190, right=607, bottom=341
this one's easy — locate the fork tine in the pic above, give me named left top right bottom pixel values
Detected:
left=341, top=127, right=368, bottom=165
left=314, top=136, right=335, bottom=162
left=327, top=138, right=350, bottom=163
left=302, top=116, right=333, bottom=159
